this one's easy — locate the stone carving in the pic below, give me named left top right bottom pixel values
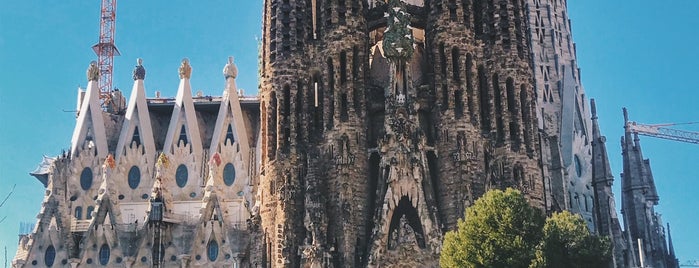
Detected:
left=87, top=60, right=99, bottom=82
left=382, top=0, right=414, bottom=60
left=132, top=58, right=146, bottom=80
left=223, top=56, right=238, bottom=80
left=179, top=58, right=192, bottom=79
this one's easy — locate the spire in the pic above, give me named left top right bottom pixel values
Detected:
left=209, top=57, right=251, bottom=164
left=115, top=58, right=156, bottom=161
left=163, top=58, right=203, bottom=159
left=70, top=61, right=109, bottom=159
left=667, top=223, right=677, bottom=259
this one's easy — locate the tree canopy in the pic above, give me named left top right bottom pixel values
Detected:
left=440, top=188, right=611, bottom=268
left=440, top=188, right=544, bottom=268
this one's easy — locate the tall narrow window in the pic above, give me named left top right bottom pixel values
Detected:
left=493, top=74, right=504, bottom=143
left=461, top=0, right=471, bottom=27
left=520, top=84, right=532, bottom=152
left=451, top=47, right=461, bottom=83
left=478, top=65, right=491, bottom=132
left=439, top=43, right=447, bottom=78
left=340, top=93, right=349, bottom=122
left=131, top=127, right=141, bottom=147
left=340, top=51, right=347, bottom=84
left=269, top=91, right=278, bottom=160
left=75, top=206, right=83, bottom=220
left=352, top=46, right=359, bottom=80
left=225, top=124, right=235, bottom=145
left=473, top=0, right=484, bottom=37
left=327, top=58, right=335, bottom=130
left=282, top=85, right=291, bottom=153
left=506, top=77, right=520, bottom=148
left=86, top=206, right=94, bottom=220
left=338, top=0, right=346, bottom=24
left=296, top=80, right=304, bottom=146
left=454, top=90, right=464, bottom=118
left=465, top=54, right=475, bottom=123
left=178, top=125, right=188, bottom=146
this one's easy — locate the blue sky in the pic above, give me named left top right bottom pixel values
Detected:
left=0, top=0, right=697, bottom=264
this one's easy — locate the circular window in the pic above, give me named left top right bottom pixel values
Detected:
left=574, top=155, right=583, bottom=178
left=80, top=167, right=93, bottom=190
left=207, top=240, right=219, bottom=261
left=176, top=164, right=188, bottom=188
left=128, top=166, right=141, bottom=189
left=223, top=163, right=236, bottom=186
left=99, top=244, right=110, bottom=265
left=44, top=245, right=56, bottom=267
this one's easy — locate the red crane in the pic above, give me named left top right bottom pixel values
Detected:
left=92, top=0, right=120, bottom=107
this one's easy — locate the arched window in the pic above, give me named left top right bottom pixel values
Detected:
left=225, top=124, right=235, bottom=145
left=86, top=206, right=94, bottom=220
left=340, top=51, right=347, bottom=84
left=178, top=125, right=188, bottom=146
left=131, top=127, right=141, bottom=147
left=327, top=58, right=335, bottom=130
left=176, top=164, right=188, bottom=188
left=478, top=65, right=491, bottom=132
left=128, top=166, right=140, bottom=189
left=207, top=240, right=219, bottom=261
left=80, top=167, right=93, bottom=190
left=574, top=155, right=583, bottom=178
left=75, top=206, right=83, bottom=220
left=223, top=163, right=236, bottom=186
left=99, top=244, right=110, bottom=265
left=44, top=245, right=56, bottom=267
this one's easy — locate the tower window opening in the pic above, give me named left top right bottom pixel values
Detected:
left=439, top=43, right=447, bottom=78
left=269, top=91, right=278, bottom=160
left=451, top=47, right=461, bottom=83
left=296, top=80, right=304, bottom=147
left=341, top=93, right=349, bottom=122
left=478, top=65, right=491, bottom=132
left=506, top=77, right=520, bottom=148
left=327, top=58, right=335, bottom=130
left=75, top=206, right=83, bottom=220
left=338, top=0, right=346, bottom=24
left=340, top=51, right=348, bottom=85
left=492, top=74, right=504, bottom=143
left=465, top=54, right=476, bottom=124
left=454, top=90, right=464, bottom=119
left=461, top=0, right=471, bottom=27
left=449, top=0, right=457, bottom=20
left=352, top=46, right=359, bottom=80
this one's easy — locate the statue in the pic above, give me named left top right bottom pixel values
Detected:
left=87, top=61, right=99, bottom=82
left=178, top=58, right=192, bottom=79
left=223, top=56, right=238, bottom=80
left=133, top=58, right=146, bottom=80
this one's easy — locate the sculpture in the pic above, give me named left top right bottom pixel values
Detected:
left=179, top=58, right=192, bottom=79
left=87, top=61, right=99, bottom=82
left=223, top=56, right=238, bottom=80
left=133, top=58, right=146, bottom=80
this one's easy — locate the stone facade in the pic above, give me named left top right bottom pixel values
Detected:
left=12, top=1, right=681, bottom=268
left=257, top=0, right=542, bottom=267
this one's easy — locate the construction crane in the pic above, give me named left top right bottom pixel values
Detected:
left=623, top=108, right=699, bottom=145
left=92, top=0, right=120, bottom=109
left=681, top=260, right=699, bottom=267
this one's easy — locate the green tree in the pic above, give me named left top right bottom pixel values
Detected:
left=530, top=211, right=612, bottom=268
left=440, top=188, right=544, bottom=268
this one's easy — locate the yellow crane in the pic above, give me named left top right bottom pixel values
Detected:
left=623, top=108, right=699, bottom=144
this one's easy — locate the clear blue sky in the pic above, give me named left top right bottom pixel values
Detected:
left=0, top=0, right=697, bottom=264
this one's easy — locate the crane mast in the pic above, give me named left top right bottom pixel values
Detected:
left=623, top=108, right=699, bottom=145
left=92, top=0, right=120, bottom=108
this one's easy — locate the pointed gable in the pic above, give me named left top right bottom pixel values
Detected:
left=163, top=59, right=203, bottom=161
left=210, top=57, right=251, bottom=166
left=115, top=76, right=156, bottom=162
left=71, top=78, right=109, bottom=159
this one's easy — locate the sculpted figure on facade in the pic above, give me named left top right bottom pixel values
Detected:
left=178, top=58, right=192, bottom=79
left=87, top=60, right=99, bottom=82
left=223, top=56, right=238, bottom=80
left=133, top=58, right=146, bottom=80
